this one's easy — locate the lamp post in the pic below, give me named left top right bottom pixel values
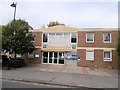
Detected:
left=10, top=2, right=17, bottom=59
left=11, top=2, right=17, bottom=20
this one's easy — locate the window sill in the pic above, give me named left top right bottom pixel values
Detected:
left=104, top=59, right=112, bottom=62
left=103, top=41, right=111, bottom=43
left=86, top=41, right=94, bottom=43
left=86, top=59, right=94, bottom=61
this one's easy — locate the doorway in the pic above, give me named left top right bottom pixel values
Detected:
left=42, top=52, right=64, bottom=64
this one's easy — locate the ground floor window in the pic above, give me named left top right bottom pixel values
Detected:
left=65, top=52, right=77, bottom=60
left=103, top=51, right=112, bottom=61
left=28, top=52, right=34, bottom=58
left=86, top=50, right=94, bottom=60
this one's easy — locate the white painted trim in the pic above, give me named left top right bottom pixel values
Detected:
left=77, top=47, right=116, bottom=50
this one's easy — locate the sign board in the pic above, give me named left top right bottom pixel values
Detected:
left=35, top=54, right=39, bottom=58
left=77, top=56, right=80, bottom=60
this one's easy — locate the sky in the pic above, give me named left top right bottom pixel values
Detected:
left=0, top=0, right=119, bottom=29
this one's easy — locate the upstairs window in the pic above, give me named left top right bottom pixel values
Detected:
left=43, top=33, right=48, bottom=42
left=71, top=33, right=77, bottom=43
left=86, top=33, right=94, bottom=43
left=49, top=33, right=55, bottom=36
left=56, top=33, right=62, bottom=36
left=103, top=33, right=111, bottom=43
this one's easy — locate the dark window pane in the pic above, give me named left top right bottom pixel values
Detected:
left=43, top=33, right=48, bottom=42
left=71, top=33, right=77, bottom=43
left=71, top=38, right=76, bottom=43
left=43, top=52, right=48, bottom=63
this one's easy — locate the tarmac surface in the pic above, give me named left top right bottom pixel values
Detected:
left=1, top=64, right=119, bottom=89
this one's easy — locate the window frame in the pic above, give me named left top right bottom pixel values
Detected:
left=103, top=33, right=111, bottom=43
left=86, top=33, right=94, bottom=43
left=86, top=50, right=94, bottom=61
left=103, top=51, right=112, bottom=61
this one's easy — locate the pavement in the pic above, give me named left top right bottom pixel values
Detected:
left=2, top=64, right=119, bottom=88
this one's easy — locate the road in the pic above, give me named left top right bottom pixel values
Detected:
left=2, top=79, right=69, bottom=88
left=2, top=79, right=115, bottom=90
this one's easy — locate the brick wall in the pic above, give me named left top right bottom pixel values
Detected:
left=77, top=30, right=118, bottom=69
left=33, top=32, right=42, bottom=46
left=78, top=31, right=118, bottom=48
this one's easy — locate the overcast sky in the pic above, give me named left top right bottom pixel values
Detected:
left=0, top=0, right=118, bottom=29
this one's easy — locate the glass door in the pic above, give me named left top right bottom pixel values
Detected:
left=43, top=52, right=48, bottom=63
left=54, top=52, right=58, bottom=64
left=59, top=52, right=64, bottom=64
left=49, top=52, right=53, bottom=63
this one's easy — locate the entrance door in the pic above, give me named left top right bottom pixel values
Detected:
left=43, top=52, right=48, bottom=63
left=54, top=52, right=58, bottom=64
left=43, top=52, right=64, bottom=64
left=49, top=52, right=53, bottom=63
left=58, top=52, right=64, bottom=64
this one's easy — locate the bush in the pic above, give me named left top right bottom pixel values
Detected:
left=2, top=55, right=9, bottom=67
left=2, top=56, right=26, bottom=68
left=10, top=59, right=26, bottom=68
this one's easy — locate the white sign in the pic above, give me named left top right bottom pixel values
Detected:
left=35, top=54, right=39, bottom=58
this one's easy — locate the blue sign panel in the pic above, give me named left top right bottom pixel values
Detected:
left=77, top=56, right=80, bottom=60
left=43, top=44, right=46, bottom=48
left=72, top=45, right=76, bottom=49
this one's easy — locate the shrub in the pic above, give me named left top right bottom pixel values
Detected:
left=2, top=56, right=26, bottom=68
left=10, top=59, right=26, bottom=68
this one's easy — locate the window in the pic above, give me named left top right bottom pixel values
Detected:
left=104, top=51, right=112, bottom=61
left=86, top=50, right=94, bottom=60
left=65, top=52, right=77, bottom=60
left=64, top=33, right=70, bottom=35
left=49, top=33, right=55, bottom=36
left=28, top=52, right=34, bottom=58
left=103, top=33, right=111, bottom=43
left=86, top=33, right=94, bottom=43
left=32, top=33, right=35, bottom=42
left=71, top=33, right=77, bottom=43
left=56, top=33, right=62, bottom=35
left=43, top=33, right=48, bottom=42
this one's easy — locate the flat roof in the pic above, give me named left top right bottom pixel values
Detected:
left=29, top=25, right=118, bottom=32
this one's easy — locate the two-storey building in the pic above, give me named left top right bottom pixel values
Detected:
left=25, top=25, right=118, bottom=69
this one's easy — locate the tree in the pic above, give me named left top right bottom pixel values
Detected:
left=2, top=19, right=36, bottom=59
left=47, top=21, right=65, bottom=27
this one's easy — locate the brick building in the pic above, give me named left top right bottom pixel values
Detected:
left=25, top=25, right=118, bottom=69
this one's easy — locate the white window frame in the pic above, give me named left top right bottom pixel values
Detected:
left=103, top=51, right=112, bottom=61
left=103, top=33, right=111, bottom=43
left=86, top=50, right=94, bottom=60
left=71, top=33, right=78, bottom=43
left=86, top=33, right=94, bottom=43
